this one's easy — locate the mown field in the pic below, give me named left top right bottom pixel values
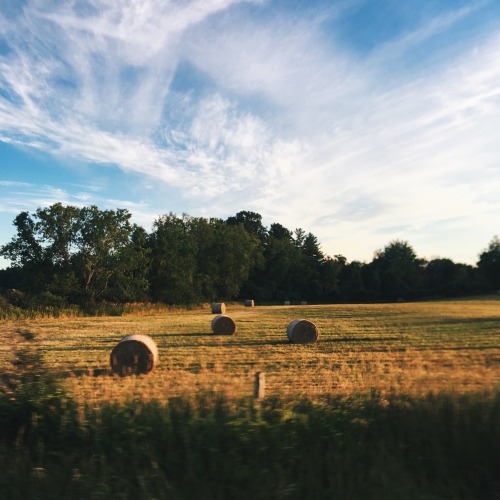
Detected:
left=2, top=298, right=499, bottom=404
left=1, top=298, right=499, bottom=499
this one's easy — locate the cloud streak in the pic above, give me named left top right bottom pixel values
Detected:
left=0, top=0, right=499, bottom=264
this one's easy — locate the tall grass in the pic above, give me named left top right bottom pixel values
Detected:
left=0, top=301, right=210, bottom=320
left=1, top=372, right=498, bottom=499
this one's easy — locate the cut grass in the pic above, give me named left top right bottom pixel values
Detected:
left=1, top=298, right=498, bottom=406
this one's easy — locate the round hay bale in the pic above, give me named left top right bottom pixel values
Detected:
left=212, top=314, right=236, bottom=335
left=212, top=302, right=226, bottom=314
left=300, top=301, right=308, bottom=305
left=284, top=300, right=291, bottom=306
left=110, top=334, right=158, bottom=376
left=287, top=319, right=318, bottom=344
left=244, top=299, right=254, bottom=307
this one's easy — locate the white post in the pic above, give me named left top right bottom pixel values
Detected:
left=254, top=372, right=265, bottom=400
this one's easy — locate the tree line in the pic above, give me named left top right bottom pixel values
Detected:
left=0, top=203, right=498, bottom=307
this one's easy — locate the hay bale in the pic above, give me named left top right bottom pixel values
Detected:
left=300, top=301, right=308, bottom=305
left=244, top=299, right=255, bottom=307
left=212, top=314, right=236, bottom=335
left=287, top=319, right=318, bottom=344
left=110, top=334, right=158, bottom=376
left=212, top=302, right=226, bottom=314
left=284, top=301, right=291, bottom=306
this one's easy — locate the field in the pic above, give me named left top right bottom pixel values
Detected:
left=1, top=298, right=499, bottom=405
left=1, top=298, right=499, bottom=499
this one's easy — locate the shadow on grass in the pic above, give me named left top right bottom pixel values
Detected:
left=320, top=336, right=403, bottom=343
left=62, top=367, right=111, bottom=378
left=158, top=332, right=212, bottom=337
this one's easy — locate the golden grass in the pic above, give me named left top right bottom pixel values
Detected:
left=1, top=298, right=499, bottom=407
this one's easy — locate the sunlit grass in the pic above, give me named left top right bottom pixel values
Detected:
left=1, top=297, right=499, bottom=407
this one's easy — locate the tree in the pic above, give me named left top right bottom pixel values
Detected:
left=105, top=225, right=151, bottom=302
left=422, top=258, right=477, bottom=297
left=148, top=213, right=198, bottom=304
left=319, top=256, right=343, bottom=302
left=1, top=210, right=44, bottom=267
left=210, top=220, right=262, bottom=299
left=71, top=206, right=139, bottom=303
left=148, top=214, right=263, bottom=303
left=371, top=240, right=424, bottom=299
left=0, top=203, right=147, bottom=304
left=477, top=236, right=500, bottom=291
left=255, top=225, right=299, bottom=301
left=268, top=223, right=292, bottom=241
left=297, top=232, right=325, bottom=302
left=225, top=211, right=266, bottom=299
left=338, top=260, right=368, bottom=302
left=0, top=204, right=80, bottom=297
left=226, top=211, right=267, bottom=242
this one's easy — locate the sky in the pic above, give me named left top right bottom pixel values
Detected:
left=1, top=0, right=499, bottom=269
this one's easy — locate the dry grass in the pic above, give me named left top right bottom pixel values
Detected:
left=1, top=298, right=499, bottom=407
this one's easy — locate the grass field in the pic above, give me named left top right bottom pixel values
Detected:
left=1, top=298, right=499, bottom=499
left=1, top=297, right=499, bottom=405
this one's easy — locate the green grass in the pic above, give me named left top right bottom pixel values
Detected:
left=1, top=378, right=498, bottom=499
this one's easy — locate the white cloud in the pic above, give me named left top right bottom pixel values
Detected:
left=0, top=1, right=499, bottom=264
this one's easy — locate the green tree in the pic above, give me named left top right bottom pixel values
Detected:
left=0, top=204, right=148, bottom=304
left=226, top=211, right=266, bottom=299
left=226, top=211, right=267, bottom=242
left=338, top=260, right=368, bottom=301
left=371, top=240, right=424, bottom=300
left=254, top=223, right=299, bottom=302
left=477, top=236, right=500, bottom=291
left=0, top=204, right=80, bottom=297
left=72, top=206, right=139, bottom=303
left=148, top=213, right=198, bottom=304
left=1, top=210, right=44, bottom=266
left=319, top=256, right=343, bottom=302
left=210, top=220, right=262, bottom=299
left=423, top=258, right=475, bottom=297
left=189, top=216, right=221, bottom=300
left=105, top=225, right=151, bottom=302
left=297, top=232, right=325, bottom=302
left=148, top=215, right=262, bottom=303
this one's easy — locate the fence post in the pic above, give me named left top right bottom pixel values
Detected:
left=254, top=372, right=265, bottom=400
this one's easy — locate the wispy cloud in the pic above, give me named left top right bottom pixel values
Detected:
left=0, top=0, right=499, bottom=263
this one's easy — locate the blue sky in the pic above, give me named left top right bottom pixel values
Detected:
left=1, top=0, right=499, bottom=269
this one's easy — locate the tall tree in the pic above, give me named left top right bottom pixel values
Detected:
left=148, top=213, right=198, bottom=304
left=72, top=206, right=138, bottom=303
left=226, top=211, right=267, bottom=242
left=210, top=220, right=262, bottom=299
left=297, top=232, right=325, bottom=302
left=0, top=203, right=147, bottom=304
left=254, top=222, right=299, bottom=301
left=338, top=260, right=368, bottom=301
left=371, top=240, right=424, bottom=299
left=0, top=204, right=80, bottom=296
left=422, top=258, right=476, bottom=297
left=105, top=225, right=151, bottom=302
left=477, top=236, right=500, bottom=291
